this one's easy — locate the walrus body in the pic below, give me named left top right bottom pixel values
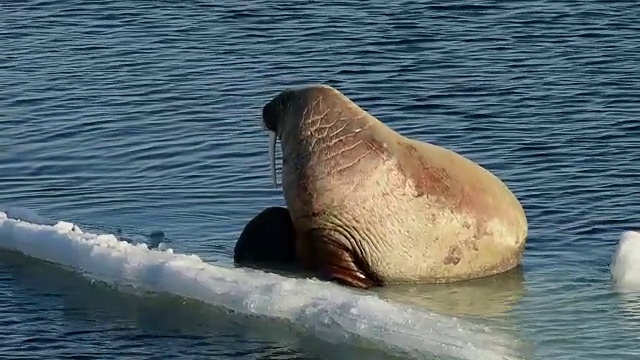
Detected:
left=261, top=84, right=528, bottom=288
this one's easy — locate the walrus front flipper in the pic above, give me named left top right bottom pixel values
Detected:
left=304, top=228, right=381, bottom=289
left=321, top=262, right=377, bottom=289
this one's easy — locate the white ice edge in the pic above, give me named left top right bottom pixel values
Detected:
left=0, top=207, right=523, bottom=360
left=611, top=230, right=640, bottom=292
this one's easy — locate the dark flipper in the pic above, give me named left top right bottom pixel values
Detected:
left=234, top=206, right=297, bottom=267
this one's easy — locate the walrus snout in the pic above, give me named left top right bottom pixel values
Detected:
left=262, top=90, right=292, bottom=132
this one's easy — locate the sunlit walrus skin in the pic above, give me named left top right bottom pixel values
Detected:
left=260, top=84, right=528, bottom=289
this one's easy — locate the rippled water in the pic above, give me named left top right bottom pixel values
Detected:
left=1, top=1, right=639, bottom=359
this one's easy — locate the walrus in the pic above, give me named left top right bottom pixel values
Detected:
left=261, top=84, right=528, bottom=289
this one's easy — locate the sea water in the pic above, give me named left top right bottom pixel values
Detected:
left=1, top=1, right=639, bottom=359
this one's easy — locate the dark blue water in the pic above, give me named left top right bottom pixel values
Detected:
left=1, top=1, right=639, bottom=359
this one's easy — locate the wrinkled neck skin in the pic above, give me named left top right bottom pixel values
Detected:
left=269, top=87, right=384, bottom=288
left=277, top=87, right=360, bottom=211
